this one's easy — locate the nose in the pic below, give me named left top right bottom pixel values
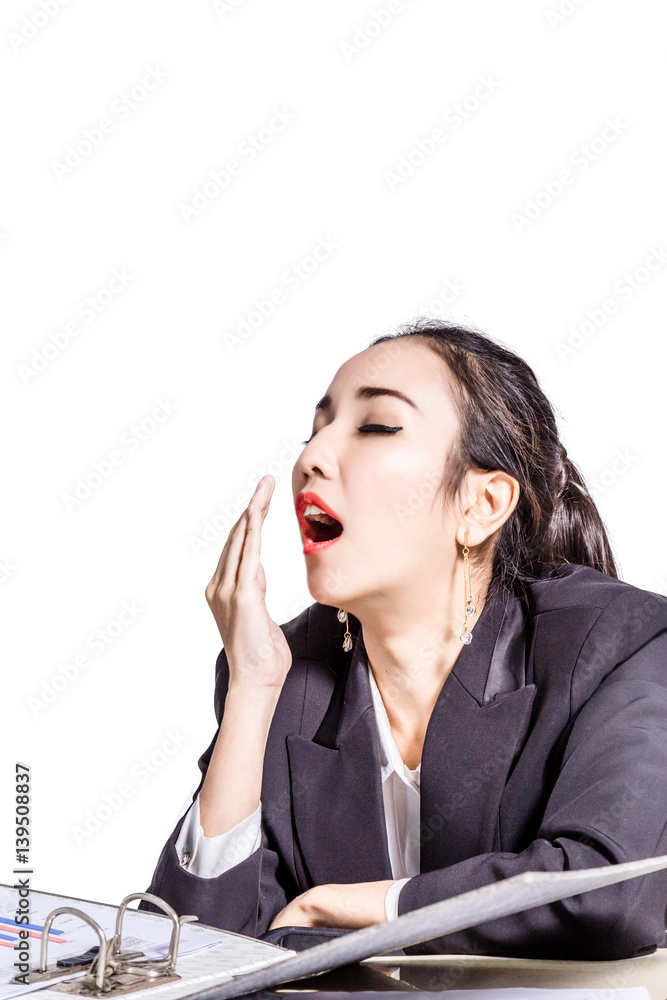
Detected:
left=294, top=430, right=337, bottom=485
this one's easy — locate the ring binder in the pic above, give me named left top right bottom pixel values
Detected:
left=10, top=892, right=198, bottom=997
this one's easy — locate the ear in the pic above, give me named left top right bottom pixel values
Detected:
left=455, top=469, right=520, bottom=547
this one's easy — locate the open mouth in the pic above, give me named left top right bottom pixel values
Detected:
left=302, top=506, right=344, bottom=544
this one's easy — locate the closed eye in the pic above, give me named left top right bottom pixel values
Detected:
left=358, top=424, right=403, bottom=434
left=300, top=424, right=403, bottom=445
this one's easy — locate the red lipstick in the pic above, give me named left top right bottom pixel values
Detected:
left=296, top=491, right=344, bottom=555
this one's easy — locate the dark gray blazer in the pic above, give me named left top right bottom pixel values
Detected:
left=139, top=562, right=667, bottom=960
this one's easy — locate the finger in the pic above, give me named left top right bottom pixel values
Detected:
left=205, top=500, right=251, bottom=602
left=256, top=560, right=267, bottom=601
left=237, top=476, right=274, bottom=589
left=218, top=475, right=272, bottom=593
left=217, top=505, right=252, bottom=593
left=208, top=477, right=267, bottom=592
left=207, top=508, right=248, bottom=593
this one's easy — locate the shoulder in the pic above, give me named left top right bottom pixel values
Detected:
left=525, top=562, right=667, bottom=696
left=527, top=561, right=664, bottom=614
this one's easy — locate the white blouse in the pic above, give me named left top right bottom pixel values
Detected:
left=174, top=661, right=419, bottom=921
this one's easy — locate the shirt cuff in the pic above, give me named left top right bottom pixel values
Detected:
left=174, top=793, right=262, bottom=879
left=384, top=877, right=411, bottom=921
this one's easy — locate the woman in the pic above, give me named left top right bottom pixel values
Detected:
left=140, top=318, right=667, bottom=960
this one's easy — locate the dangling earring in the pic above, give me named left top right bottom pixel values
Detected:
left=337, top=608, right=353, bottom=652
left=460, top=530, right=476, bottom=645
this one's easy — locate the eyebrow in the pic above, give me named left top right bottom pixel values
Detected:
left=314, top=385, right=418, bottom=414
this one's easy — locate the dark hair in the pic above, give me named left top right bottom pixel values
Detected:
left=369, top=317, right=619, bottom=604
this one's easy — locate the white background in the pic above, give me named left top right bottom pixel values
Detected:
left=1, top=0, right=666, bottom=907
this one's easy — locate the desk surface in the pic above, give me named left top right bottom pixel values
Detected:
left=361, top=950, right=667, bottom=998
left=271, top=949, right=667, bottom=999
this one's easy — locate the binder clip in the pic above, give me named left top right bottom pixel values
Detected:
left=12, top=892, right=198, bottom=997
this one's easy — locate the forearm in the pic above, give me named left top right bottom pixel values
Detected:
left=268, top=879, right=396, bottom=931
left=175, top=793, right=262, bottom=877
left=398, top=826, right=667, bottom=960
left=139, top=815, right=287, bottom=937
left=199, top=682, right=280, bottom=837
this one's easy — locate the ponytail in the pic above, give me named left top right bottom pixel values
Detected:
left=540, top=444, right=618, bottom=577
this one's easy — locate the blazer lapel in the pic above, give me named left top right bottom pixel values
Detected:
left=287, top=628, right=393, bottom=886
left=288, top=589, right=536, bottom=885
left=419, top=588, right=536, bottom=872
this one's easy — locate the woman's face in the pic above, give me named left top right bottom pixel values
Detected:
left=291, top=337, right=464, bottom=612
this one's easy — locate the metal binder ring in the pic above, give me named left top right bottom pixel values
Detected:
left=112, top=892, right=198, bottom=976
left=40, top=908, right=108, bottom=990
